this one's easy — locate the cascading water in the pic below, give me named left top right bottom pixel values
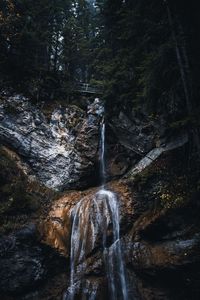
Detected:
left=100, top=120, right=106, bottom=187
left=64, top=110, right=128, bottom=300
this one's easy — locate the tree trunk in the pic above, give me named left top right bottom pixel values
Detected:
left=164, top=0, right=200, bottom=154
left=164, top=0, right=192, bottom=114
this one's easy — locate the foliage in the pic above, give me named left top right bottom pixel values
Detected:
left=0, top=0, right=200, bottom=147
left=0, top=0, right=95, bottom=100
left=1, top=0, right=200, bottom=124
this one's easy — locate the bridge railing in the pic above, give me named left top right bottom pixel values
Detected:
left=74, top=83, right=104, bottom=94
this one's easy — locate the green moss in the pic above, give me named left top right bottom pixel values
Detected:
left=159, top=190, right=187, bottom=209
left=130, top=152, right=192, bottom=211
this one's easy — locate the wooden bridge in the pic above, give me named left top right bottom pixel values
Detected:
left=74, top=83, right=103, bottom=95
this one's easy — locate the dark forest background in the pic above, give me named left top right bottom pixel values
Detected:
left=0, top=0, right=200, bottom=151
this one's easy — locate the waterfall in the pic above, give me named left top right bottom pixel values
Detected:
left=99, top=190, right=128, bottom=300
left=100, top=121, right=106, bottom=187
left=64, top=113, right=128, bottom=300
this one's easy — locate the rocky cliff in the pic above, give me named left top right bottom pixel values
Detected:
left=0, top=94, right=199, bottom=300
left=39, top=147, right=200, bottom=300
left=0, top=95, right=104, bottom=190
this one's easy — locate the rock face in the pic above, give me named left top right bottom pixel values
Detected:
left=125, top=133, right=188, bottom=178
left=110, top=110, right=166, bottom=155
left=0, top=94, right=184, bottom=190
left=0, top=224, right=66, bottom=297
left=0, top=95, right=103, bottom=190
left=40, top=181, right=134, bottom=257
left=40, top=180, right=136, bottom=300
left=106, top=109, right=174, bottom=180
left=1, top=94, right=199, bottom=300
left=40, top=145, right=200, bottom=300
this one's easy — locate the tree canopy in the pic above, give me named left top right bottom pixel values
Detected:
left=0, top=0, right=200, bottom=137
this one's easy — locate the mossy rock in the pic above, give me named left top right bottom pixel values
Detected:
left=0, top=145, right=56, bottom=233
left=129, top=149, right=196, bottom=212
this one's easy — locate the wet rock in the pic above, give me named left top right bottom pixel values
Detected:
left=0, top=235, right=44, bottom=294
left=63, top=277, right=109, bottom=300
left=0, top=96, right=103, bottom=190
left=39, top=144, right=200, bottom=300
left=40, top=181, right=134, bottom=257
left=0, top=225, right=66, bottom=296
left=15, top=223, right=38, bottom=242
left=0, top=245, right=45, bottom=294
left=125, top=234, right=200, bottom=271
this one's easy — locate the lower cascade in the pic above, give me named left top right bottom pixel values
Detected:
left=64, top=117, right=128, bottom=300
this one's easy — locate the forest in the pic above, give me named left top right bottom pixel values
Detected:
left=0, top=1, right=200, bottom=300
left=1, top=1, right=200, bottom=115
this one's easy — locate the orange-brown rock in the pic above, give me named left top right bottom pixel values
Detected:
left=39, top=180, right=134, bottom=257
